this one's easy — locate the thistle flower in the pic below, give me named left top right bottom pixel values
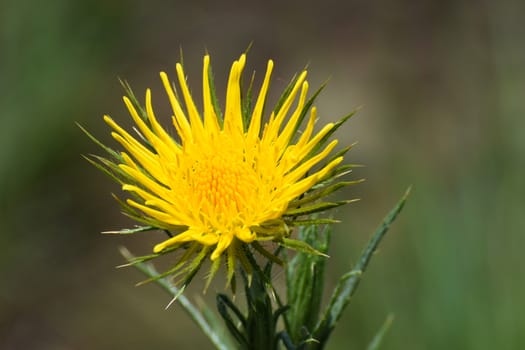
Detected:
left=84, top=53, right=357, bottom=292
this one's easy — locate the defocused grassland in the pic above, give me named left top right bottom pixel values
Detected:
left=1, top=1, right=524, bottom=349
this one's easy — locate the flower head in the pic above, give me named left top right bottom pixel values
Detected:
left=85, top=53, right=356, bottom=291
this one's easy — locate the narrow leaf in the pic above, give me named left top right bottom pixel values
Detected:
left=78, top=123, right=122, bottom=161
left=111, top=194, right=174, bottom=229
left=367, top=314, right=395, bottom=350
left=251, top=241, right=284, bottom=266
left=119, top=78, right=148, bottom=121
left=290, top=180, right=363, bottom=208
left=286, top=218, right=340, bottom=226
left=284, top=200, right=355, bottom=217
left=102, top=225, right=156, bottom=234
left=311, top=164, right=363, bottom=190
left=312, top=187, right=411, bottom=346
left=290, top=82, right=327, bottom=142
left=307, top=111, right=357, bottom=159
left=119, top=248, right=233, bottom=350
left=217, top=293, right=249, bottom=348
left=242, top=71, right=255, bottom=130
left=274, top=73, right=299, bottom=115
left=82, top=155, right=123, bottom=185
left=173, top=246, right=210, bottom=289
left=204, top=255, right=222, bottom=293
left=207, top=60, right=223, bottom=124
left=285, top=224, right=331, bottom=345
left=280, top=237, right=328, bottom=257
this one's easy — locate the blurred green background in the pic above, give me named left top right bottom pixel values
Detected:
left=1, top=0, right=524, bottom=349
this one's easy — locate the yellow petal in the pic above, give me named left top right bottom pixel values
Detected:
left=224, top=55, right=246, bottom=135
left=211, top=233, right=234, bottom=260
left=202, top=55, right=220, bottom=135
left=247, top=59, right=274, bottom=143
left=160, top=71, right=193, bottom=144
left=176, top=63, right=205, bottom=140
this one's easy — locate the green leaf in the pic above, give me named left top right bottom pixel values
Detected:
left=242, top=257, right=279, bottom=350
left=116, top=252, right=162, bottom=268
left=242, top=71, right=256, bottom=131
left=217, top=293, right=248, bottom=329
left=251, top=220, right=290, bottom=238
left=285, top=224, right=331, bottom=344
left=217, top=247, right=285, bottom=350
left=77, top=123, right=122, bottom=161
left=277, top=332, right=297, bottom=350
left=279, top=237, right=328, bottom=257
left=216, top=293, right=249, bottom=348
left=307, top=111, right=357, bottom=159
left=367, top=314, right=395, bottom=350
left=172, top=245, right=210, bottom=289
left=251, top=241, right=284, bottom=266
left=312, top=187, right=411, bottom=347
left=94, top=155, right=149, bottom=188
left=82, top=155, right=123, bottom=185
left=135, top=243, right=201, bottom=285
left=116, top=242, right=185, bottom=268
left=119, top=247, right=235, bottom=350
left=235, top=245, right=254, bottom=286
left=111, top=193, right=175, bottom=230
left=284, top=200, right=355, bottom=217
left=119, top=78, right=148, bottom=122
left=101, top=225, right=156, bottom=234
left=274, top=73, right=300, bottom=115
left=290, top=82, right=327, bottom=142
left=290, top=180, right=363, bottom=208
left=204, top=255, right=222, bottom=293
left=286, top=218, right=340, bottom=226
left=197, top=296, right=237, bottom=349
left=311, top=165, right=364, bottom=193
left=207, top=59, right=223, bottom=125
left=323, top=144, right=354, bottom=165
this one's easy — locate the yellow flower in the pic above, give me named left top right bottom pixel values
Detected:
left=85, top=53, right=356, bottom=291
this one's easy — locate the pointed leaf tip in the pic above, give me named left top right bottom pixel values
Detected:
left=165, top=286, right=186, bottom=309
left=312, top=187, right=410, bottom=346
left=367, top=313, right=395, bottom=350
left=280, top=237, right=330, bottom=257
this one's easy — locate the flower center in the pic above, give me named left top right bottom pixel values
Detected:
left=181, top=135, right=261, bottom=228
left=192, top=153, right=246, bottom=213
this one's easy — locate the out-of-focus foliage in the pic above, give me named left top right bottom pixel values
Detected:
left=1, top=0, right=524, bottom=349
